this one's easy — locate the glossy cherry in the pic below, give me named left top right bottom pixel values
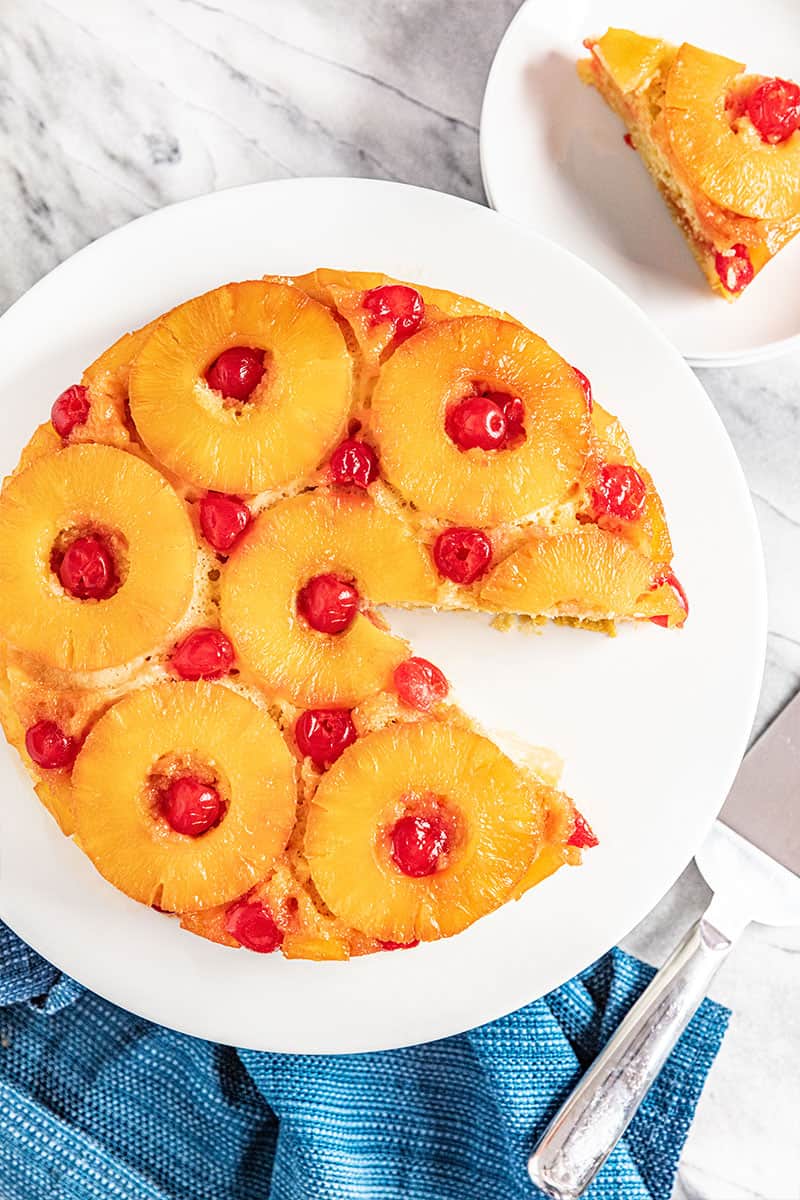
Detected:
left=362, top=285, right=424, bottom=344
left=483, top=390, right=526, bottom=443
left=393, top=657, right=448, bottom=711
left=51, top=384, right=90, bottom=438
left=714, top=245, right=754, bottom=295
left=206, top=346, right=265, bottom=400
left=225, top=900, right=283, bottom=953
left=445, top=395, right=507, bottom=451
left=297, top=573, right=359, bottom=634
left=589, top=463, right=647, bottom=523
left=25, top=720, right=78, bottom=770
left=295, top=708, right=357, bottom=768
left=649, top=571, right=689, bottom=628
left=379, top=939, right=420, bottom=951
left=171, top=628, right=235, bottom=679
left=58, top=536, right=117, bottom=600
left=390, top=814, right=451, bottom=877
left=329, top=438, right=379, bottom=488
left=433, top=526, right=492, bottom=584
left=568, top=812, right=599, bottom=849
left=161, top=776, right=222, bottom=837
left=746, top=77, right=800, bottom=144
left=199, top=492, right=251, bottom=553
left=572, top=367, right=593, bottom=413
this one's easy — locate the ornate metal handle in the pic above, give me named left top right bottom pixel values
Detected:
left=528, top=914, right=737, bottom=1199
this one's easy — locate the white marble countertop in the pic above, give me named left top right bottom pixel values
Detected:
left=2, top=2, right=798, bottom=1196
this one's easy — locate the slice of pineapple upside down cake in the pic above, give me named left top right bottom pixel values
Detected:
left=0, top=272, right=686, bottom=961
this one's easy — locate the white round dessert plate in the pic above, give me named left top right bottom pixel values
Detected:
left=480, top=0, right=800, bottom=366
left=0, top=178, right=765, bottom=1053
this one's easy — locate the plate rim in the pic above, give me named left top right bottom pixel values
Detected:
left=478, top=0, right=800, bottom=368
left=0, top=176, right=768, bottom=1053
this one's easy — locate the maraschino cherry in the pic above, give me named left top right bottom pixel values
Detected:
left=225, top=900, right=283, bottom=953
left=161, top=776, right=221, bottom=836
left=746, top=77, right=800, bottom=143
left=25, top=720, right=78, bottom=770
left=714, top=245, right=754, bottom=295
left=171, top=628, right=235, bottom=679
left=393, top=658, right=448, bottom=711
left=295, top=708, right=357, bottom=768
left=589, top=463, right=647, bottom=523
left=51, top=384, right=90, bottom=438
left=445, top=395, right=506, bottom=451
left=433, top=527, right=492, bottom=584
left=206, top=347, right=265, bottom=400
left=568, top=812, right=599, bottom=849
left=297, top=574, right=359, bottom=634
left=329, top=439, right=379, bottom=488
left=390, top=813, right=450, bottom=877
left=362, top=285, right=424, bottom=344
left=199, top=492, right=251, bottom=553
left=58, top=536, right=117, bottom=600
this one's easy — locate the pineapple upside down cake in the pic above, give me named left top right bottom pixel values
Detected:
left=0, top=270, right=687, bottom=961
left=579, top=30, right=800, bottom=300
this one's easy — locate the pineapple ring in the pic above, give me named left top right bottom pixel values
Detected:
left=0, top=444, right=196, bottom=672
left=370, top=316, right=590, bottom=524
left=281, top=268, right=514, bottom=366
left=220, top=490, right=438, bottom=706
left=305, top=721, right=548, bottom=943
left=129, top=280, right=354, bottom=493
left=73, top=681, right=297, bottom=913
left=664, top=44, right=800, bottom=221
left=479, top=525, right=686, bottom=626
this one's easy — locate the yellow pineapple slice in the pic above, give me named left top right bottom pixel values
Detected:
left=129, top=280, right=353, bottom=493
left=283, top=268, right=512, bottom=366
left=664, top=44, right=800, bottom=222
left=479, top=525, right=687, bottom=626
left=305, top=720, right=569, bottom=943
left=370, top=316, right=590, bottom=524
left=587, top=402, right=672, bottom=561
left=74, top=320, right=158, bottom=446
left=581, top=31, right=800, bottom=298
left=17, top=423, right=62, bottom=470
left=588, top=28, right=668, bottom=94
left=73, top=681, right=296, bottom=912
left=221, top=489, right=438, bottom=706
left=0, top=444, right=196, bottom=671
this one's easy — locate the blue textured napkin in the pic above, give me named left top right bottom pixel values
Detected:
left=0, top=921, right=728, bottom=1200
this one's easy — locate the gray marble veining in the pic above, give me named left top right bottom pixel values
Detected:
left=1, top=2, right=798, bottom=1197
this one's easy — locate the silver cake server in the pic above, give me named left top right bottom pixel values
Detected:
left=528, top=688, right=800, bottom=1200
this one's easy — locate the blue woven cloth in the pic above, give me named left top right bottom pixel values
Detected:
left=0, top=921, right=729, bottom=1200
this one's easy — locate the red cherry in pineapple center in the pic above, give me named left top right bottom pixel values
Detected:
left=57, top=535, right=117, bottom=600
left=295, top=708, right=357, bottom=767
left=483, top=391, right=526, bottom=443
left=206, top=346, right=265, bottom=401
left=746, top=77, right=800, bottom=143
left=161, top=776, right=222, bottom=837
left=225, top=900, right=283, bottom=953
left=297, top=573, right=359, bottom=634
left=390, top=813, right=451, bottom=877
left=446, top=395, right=507, bottom=451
